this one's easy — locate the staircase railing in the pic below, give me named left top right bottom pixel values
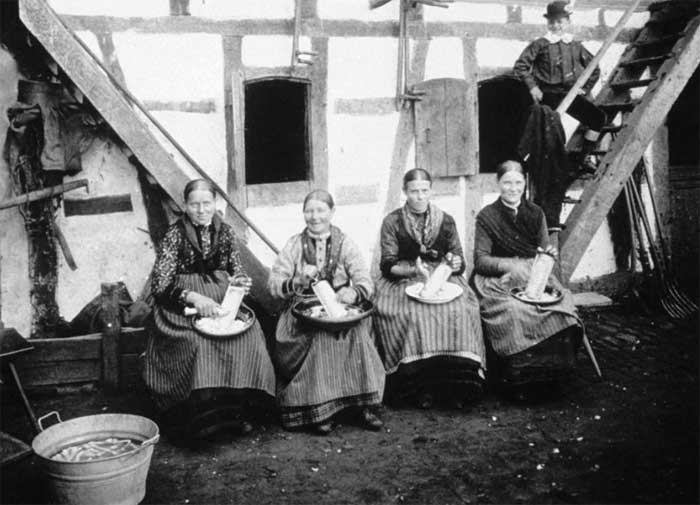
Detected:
left=556, top=0, right=644, bottom=116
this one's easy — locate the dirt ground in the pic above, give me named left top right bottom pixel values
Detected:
left=2, top=306, right=698, bottom=505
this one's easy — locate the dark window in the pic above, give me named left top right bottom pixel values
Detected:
left=668, top=68, right=699, bottom=167
left=244, top=78, right=311, bottom=185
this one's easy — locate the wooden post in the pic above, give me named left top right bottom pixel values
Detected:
left=99, top=282, right=121, bottom=391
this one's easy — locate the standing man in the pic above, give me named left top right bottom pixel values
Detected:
left=514, top=0, right=602, bottom=173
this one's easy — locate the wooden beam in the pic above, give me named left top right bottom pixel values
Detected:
left=310, top=36, right=329, bottom=191
left=223, top=35, right=245, bottom=220
left=20, top=0, right=282, bottom=315
left=99, top=282, right=121, bottom=391
left=462, top=36, right=480, bottom=278
left=0, top=179, right=88, bottom=210
left=63, top=194, right=133, bottom=216
left=59, top=14, right=640, bottom=43
left=142, top=99, right=216, bottom=113
left=560, top=16, right=700, bottom=281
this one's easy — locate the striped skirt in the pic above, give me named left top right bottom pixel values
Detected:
left=274, top=303, right=385, bottom=428
left=142, top=271, right=276, bottom=412
left=372, top=275, right=486, bottom=398
left=473, top=272, right=580, bottom=358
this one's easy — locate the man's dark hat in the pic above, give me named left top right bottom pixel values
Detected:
left=544, top=0, right=572, bottom=18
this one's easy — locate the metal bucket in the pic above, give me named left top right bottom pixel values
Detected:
left=31, top=412, right=159, bottom=505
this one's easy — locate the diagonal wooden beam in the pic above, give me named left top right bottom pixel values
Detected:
left=560, top=15, right=700, bottom=282
left=19, top=0, right=282, bottom=314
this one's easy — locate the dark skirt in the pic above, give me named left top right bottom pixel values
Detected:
left=142, top=270, right=276, bottom=413
left=373, top=275, right=486, bottom=400
left=473, top=271, right=582, bottom=389
left=274, top=300, right=385, bottom=428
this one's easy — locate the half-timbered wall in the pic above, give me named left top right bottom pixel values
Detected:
left=1, top=0, right=657, bottom=335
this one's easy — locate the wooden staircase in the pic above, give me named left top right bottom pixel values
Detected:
left=18, top=0, right=282, bottom=316
left=560, top=0, right=700, bottom=282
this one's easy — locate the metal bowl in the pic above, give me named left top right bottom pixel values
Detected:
left=510, top=285, right=564, bottom=306
left=291, top=297, right=375, bottom=332
left=192, top=303, right=256, bottom=339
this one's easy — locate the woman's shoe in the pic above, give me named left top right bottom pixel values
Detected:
left=314, top=421, right=334, bottom=435
left=416, top=392, right=434, bottom=409
left=360, top=408, right=384, bottom=431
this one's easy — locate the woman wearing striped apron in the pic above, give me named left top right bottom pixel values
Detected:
left=269, top=190, right=385, bottom=435
left=373, top=169, right=486, bottom=409
left=473, top=161, right=582, bottom=399
left=142, top=179, right=275, bottom=440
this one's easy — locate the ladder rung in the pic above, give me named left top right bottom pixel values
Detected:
left=601, top=124, right=624, bottom=134
left=618, top=54, right=671, bottom=68
left=633, top=32, right=683, bottom=48
left=611, top=78, right=656, bottom=90
left=599, top=99, right=641, bottom=112
left=563, top=196, right=581, bottom=204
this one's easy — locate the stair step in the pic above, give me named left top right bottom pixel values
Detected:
left=599, top=99, right=641, bottom=112
left=618, top=54, right=671, bottom=68
left=611, top=78, right=656, bottom=90
left=563, top=196, right=582, bottom=204
left=633, top=32, right=683, bottom=48
left=601, top=124, right=625, bottom=134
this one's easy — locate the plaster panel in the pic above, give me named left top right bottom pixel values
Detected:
left=521, top=6, right=599, bottom=27
left=476, top=38, right=527, bottom=68
left=319, top=0, right=399, bottom=21
left=0, top=49, right=30, bottom=337
left=113, top=33, right=223, bottom=102
left=49, top=0, right=168, bottom=17
left=327, top=114, right=400, bottom=189
left=56, top=139, right=155, bottom=320
left=424, top=38, right=464, bottom=80
left=242, top=36, right=298, bottom=67
left=328, top=38, right=398, bottom=98
left=189, top=0, right=292, bottom=19
left=425, top=3, right=506, bottom=23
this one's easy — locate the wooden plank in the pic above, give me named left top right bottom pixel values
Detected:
left=142, top=99, right=216, bottom=113
left=310, top=36, right=329, bottom=191
left=100, top=283, right=121, bottom=391
left=63, top=194, right=133, bottom=216
left=334, top=97, right=396, bottom=115
left=12, top=335, right=101, bottom=364
left=246, top=180, right=311, bottom=207
left=572, top=291, right=614, bottom=307
left=59, top=15, right=640, bottom=42
left=462, top=37, right=479, bottom=177
left=415, top=79, right=448, bottom=176
left=244, top=66, right=311, bottom=81
left=20, top=0, right=281, bottom=315
left=15, top=360, right=101, bottom=386
left=223, top=35, right=245, bottom=223
left=560, top=16, right=700, bottom=281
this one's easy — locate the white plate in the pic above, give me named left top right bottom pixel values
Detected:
left=405, top=281, right=464, bottom=304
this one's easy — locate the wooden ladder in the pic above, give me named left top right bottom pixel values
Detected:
left=559, top=0, right=700, bottom=282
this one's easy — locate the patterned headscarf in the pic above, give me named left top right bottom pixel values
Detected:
left=400, top=202, right=445, bottom=259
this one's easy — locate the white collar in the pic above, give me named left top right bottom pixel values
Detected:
left=544, top=31, right=574, bottom=44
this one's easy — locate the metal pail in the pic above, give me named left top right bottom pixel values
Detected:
left=31, top=412, right=159, bottom=505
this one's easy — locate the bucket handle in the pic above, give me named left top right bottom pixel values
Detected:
left=37, top=411, right=62, bottom=431
left=140, top=433, right=160, bottom=448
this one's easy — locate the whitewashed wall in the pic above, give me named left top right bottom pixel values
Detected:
left=27, top=1, right=652, bottom=307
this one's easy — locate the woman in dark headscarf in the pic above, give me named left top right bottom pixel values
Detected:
left=373, top=169, right=486, bottom=409
left=142, top=179, right=275, bottom=440
left=473, top=160, right=582, bottom=398
left=269, top=190, right=385, bottom=435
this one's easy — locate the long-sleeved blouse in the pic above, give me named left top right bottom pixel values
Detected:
left=268, top=229, right=372, bottom=302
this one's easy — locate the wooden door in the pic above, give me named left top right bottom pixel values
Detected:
left=414, top=78, right=478, bottom=177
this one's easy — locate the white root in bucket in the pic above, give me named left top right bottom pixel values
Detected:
left=312, top=280, right=348, bottom=318
left=52, top=438, right=140, bottom=462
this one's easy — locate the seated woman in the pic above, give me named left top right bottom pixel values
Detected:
left=268, top=190, right=385, bottom=435
left=373, top=168, right=486, bottom=409
left=472, top=160, right=582, bottom=399
left=142, top=179, right=275, bottom=440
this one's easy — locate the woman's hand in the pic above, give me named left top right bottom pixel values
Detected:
left=292, top=264, right=318, bottom=292
left=415, top=257, right=431, bottom=282
left=336, top=287, right=357, bottom=305
left=189, top=292, right=221, bottom=318
left=538, top=245, right=558, bottom=259
left=229, top=273, right=252, bottom=294
left=445, top=252, right=462, bottom=272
